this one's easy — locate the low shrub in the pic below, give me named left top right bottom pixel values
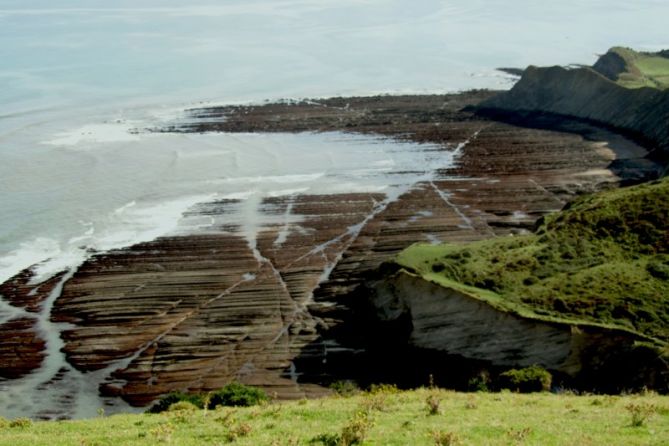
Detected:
left=225, top=422, right=253, bottom=442
left=426, top=393, right=441, bottom=415
left=499, top=365, right=552, bottom=393
left=148, top=382, right=267, bottom=413
left=167, top=401, right=199, bottom=412
left=367, top=383, right=399, bottom=395
left=506, top=427, right=532, bottom=442
left=312, top=411, right=374, bottom=446
left=431, top=430, right=460, bottom=446
left=359, top=393, right=388, bottom=412
left=150, top=422, right=174, bottom=442
left=467, top=371, right=490, bottom=392
left=340, top=411, right=374, bottom=446
left=626, top=402, right=656, bottom=427
left=208, top=382, right=268, bottom=408
left=8, top=418, right=32, bottom=429
left=147, top=392, right=205, bottom=414
left=330, top=380, right=360, bottom=396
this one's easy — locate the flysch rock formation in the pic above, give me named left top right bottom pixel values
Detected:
left=0, top=92, right=662, bottom=415
left=0, top=272, right=65, bottom=380
left=478, top=52, right=669, bottom=169
left=0, top=318, right=46, bottom=380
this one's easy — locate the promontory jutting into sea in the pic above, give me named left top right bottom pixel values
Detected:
left=0, top=1, right=668, bottom=436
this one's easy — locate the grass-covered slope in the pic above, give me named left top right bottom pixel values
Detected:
left=1, top=390, right=668, bottom=445
left=396, top=178, right=669, bottom=343
left=594, top=47, right=669, bottom=90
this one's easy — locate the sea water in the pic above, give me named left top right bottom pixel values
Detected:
left=2, top=0, right=669, bottom=283
left=1, top=0, right=669, bottom=418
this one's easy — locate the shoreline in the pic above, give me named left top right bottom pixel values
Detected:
left=0, top=91, right=662, bottom=418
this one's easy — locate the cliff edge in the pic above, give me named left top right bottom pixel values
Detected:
left=479, top=47, right=669, bottom=169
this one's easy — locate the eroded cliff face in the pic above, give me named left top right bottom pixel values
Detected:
left=479, top=65, right=669, bottom=169
left=367, top=271, right=667, bottom=391
left=373, top=273, right=574, bottom=370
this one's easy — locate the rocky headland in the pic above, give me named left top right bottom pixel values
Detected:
left=478, top=47, right=669, bottom=171
left=1, top=48, right=667, bottom=416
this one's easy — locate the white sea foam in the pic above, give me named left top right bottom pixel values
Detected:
left=210, top=173, right=326, bottom=185
left=0, top=238, right=63, bottom=284
left=44, top=122, right=142, bottom=146
left=93, top=194, right=216, bottom=249
left=0, top=193, right=215, bottom=286
left=266, top=187, right=311, bottom=198
left=0, top=131, right=451, bottom=288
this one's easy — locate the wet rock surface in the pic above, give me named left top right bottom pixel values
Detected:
left=0, top=317, right=46, bottom=380
left=1, top=92, right=661, bottom=409
left=0, top=271, right=66, bottom=313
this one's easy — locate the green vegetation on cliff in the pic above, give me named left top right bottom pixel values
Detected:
left=1, top=390, right=668, bottom=445
left=480, top=46, right=669, bottom=169
left=594, top=47, right=669, bottom=89
left=396, top=178, right=669, bottom=343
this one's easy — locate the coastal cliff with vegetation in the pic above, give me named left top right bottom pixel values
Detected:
left=478, top=47, right=669, bottom=170
left=381, top=177, right=668, bottom=391
left=367, top=47, right=669, bottom=393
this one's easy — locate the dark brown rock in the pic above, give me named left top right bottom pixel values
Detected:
left=0, top=270, right=66, bottom=313
left=0, top=317, right=46, bottom=379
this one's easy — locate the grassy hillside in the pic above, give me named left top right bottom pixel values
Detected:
left=596, top=47, right=669, bottom=89
left=396, top=178, right=669, bottom=343
left=1, top=389, right=668, bottom=445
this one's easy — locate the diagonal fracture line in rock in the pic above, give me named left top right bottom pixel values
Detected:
left=429, top=181, right=475, bottom=230
left=98, top=274, right=258, bottom=381
left=283, top=126, right=486, bottom=271
left=273, top=198, right=295, bottom=248
left=528, top=178, right=567, bottom=206
left=287, top=128, right=487, bottom=281
left=136, top=128, right=492, bottom=390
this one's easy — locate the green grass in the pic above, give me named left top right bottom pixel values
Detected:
left=606, top=47, right=669, bottom=89
left=396, top=178, right=669, bottom=343
left=1, top=390, right=668, bottom=445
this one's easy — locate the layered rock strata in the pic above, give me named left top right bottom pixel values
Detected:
left=1, top=92, right=660, bottom=410
left=365, top=271, right=666, bottom=391
left=0, top=318, right=46, bottom=380
left=478, top=61, right=669, bottom=167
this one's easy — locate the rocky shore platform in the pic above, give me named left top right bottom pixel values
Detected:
left=0, top=91, right=661, bottom=411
